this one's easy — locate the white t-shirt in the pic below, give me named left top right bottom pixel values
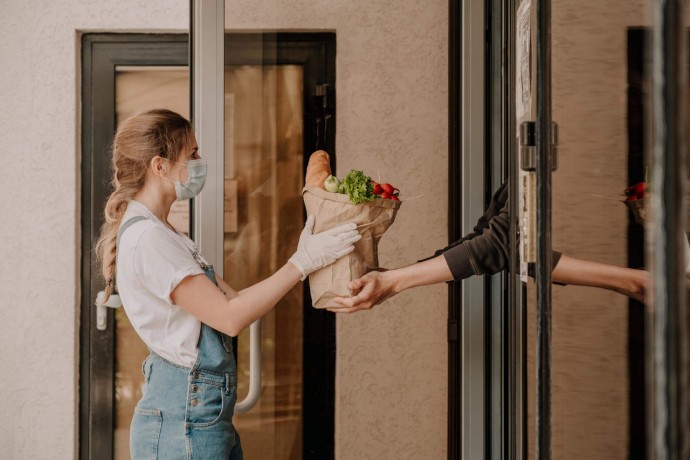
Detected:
left=116, top=200, right=208, bottom=368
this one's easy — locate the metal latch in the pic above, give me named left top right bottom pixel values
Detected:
left=94, top=291, right=122, bottom=331
left=519, top=121, right=559, bottom=171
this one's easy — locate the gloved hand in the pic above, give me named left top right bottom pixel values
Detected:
left=289, top=215, right=361, bottom=280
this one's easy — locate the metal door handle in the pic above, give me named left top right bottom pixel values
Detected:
left=234, top=319, right=262, bottom=414
left=94, top=291, right=122, bottom=331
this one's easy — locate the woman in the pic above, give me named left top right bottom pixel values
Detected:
left=96, top=109, right=360, bottom=459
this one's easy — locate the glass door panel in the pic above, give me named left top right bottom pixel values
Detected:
left=112, top=45, right=321, bottom=459
left=519, top=0, right=655, bottom=458
left=113, top=66, right=191, bottom=460
left=223, top=64, right=304, bottom=460
left=547, top=2, right=649, bottom=458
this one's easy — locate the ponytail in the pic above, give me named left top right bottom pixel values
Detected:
left=95, top=109, right=193, bottom=302
left=95, top=184, right=141, bottom=302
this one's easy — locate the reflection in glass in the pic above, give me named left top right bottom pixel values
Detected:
left=523, top=0, right=653, bottom=457
left=224, top=64, right=304, bottom=460
left=112, top=62, right=305, bottom=460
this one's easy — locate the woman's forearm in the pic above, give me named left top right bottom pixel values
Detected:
left=226, top=262, right=302, bottom=331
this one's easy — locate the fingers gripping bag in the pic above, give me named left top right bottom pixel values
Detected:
left=302, top=151, right=402, bottom=309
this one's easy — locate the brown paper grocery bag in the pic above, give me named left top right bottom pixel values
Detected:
left=303, top=186, right=402, bottom=309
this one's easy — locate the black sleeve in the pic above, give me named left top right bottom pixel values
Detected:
left=418, top=182, right=510, bottom=263
left=442, top=195, right=511, bottom=279
left=423, top=181, right=562, bottom=281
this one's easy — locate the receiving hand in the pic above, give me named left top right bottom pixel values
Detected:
left=289, top=215, right=361, bottom=280
left=329, top=270, right=399, bottom=313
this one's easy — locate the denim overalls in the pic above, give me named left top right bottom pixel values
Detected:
left=117, top=216, right=243, bottom=459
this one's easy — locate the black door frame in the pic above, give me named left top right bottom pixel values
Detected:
left=449, top=0, right=542, bottom=458
left=448, top=1, right=462, bottom=458
left=80, top=32, right=337, bottom=460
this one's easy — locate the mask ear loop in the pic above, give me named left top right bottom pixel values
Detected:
left=151, top=156, right=181, bottom=198
left=160, top=156, right=186, bottom=186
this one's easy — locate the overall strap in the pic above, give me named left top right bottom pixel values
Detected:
left=116, top=216, right=149, bottom=255
left=111, top=216, right=149, bottom=294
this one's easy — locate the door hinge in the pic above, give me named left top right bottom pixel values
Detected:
left=519, top=121, right=559, bottom=171
left=315, top=83, right=333, bottom=111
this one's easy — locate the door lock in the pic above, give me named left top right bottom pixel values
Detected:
left=519, top=121, right=559, bottom=171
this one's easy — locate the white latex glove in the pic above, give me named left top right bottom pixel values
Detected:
left=289, top=215, right=361, bottom=280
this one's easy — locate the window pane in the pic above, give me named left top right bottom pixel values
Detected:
left=224, top=64, right=304, bottom=459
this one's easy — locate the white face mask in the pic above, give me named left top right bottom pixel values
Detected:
left=166, top=158, right=207, bottom=201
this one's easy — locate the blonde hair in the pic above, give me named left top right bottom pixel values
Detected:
left=95, top=109, right=193, bottom=302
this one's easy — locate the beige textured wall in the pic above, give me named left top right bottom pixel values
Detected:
left=0, top=0, right=448, bottom=458
left=526, top=0, right=652, bottom=458
left=0, top=2, right=188, bottom=458
left=223, top=2, right=450, bottom=459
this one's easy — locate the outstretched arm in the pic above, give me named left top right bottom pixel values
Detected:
left=331, top=180, right=647, bottom=313
left=173, top=217, right=360, bottom=335
left=332, top=253, right=648, bottom=313
left=174, top=263, right=303, bottom=336
left=331, top=255, right=453, bottom=313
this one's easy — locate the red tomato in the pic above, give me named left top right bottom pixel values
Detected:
left=625, top=182, right=647, bottom=199
left=381, top=183, right=395, bottom=194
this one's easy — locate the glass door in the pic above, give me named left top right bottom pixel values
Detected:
left=79, top=34, right=189, bottom=460
left=508, top=0, right=690, bottom=458
left=516, top=0, right=636, bottom=457
left=81, top=31, right=336, bottom=459
left=222, top=62, right=306, bottom=458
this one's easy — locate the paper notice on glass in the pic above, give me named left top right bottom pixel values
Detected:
left=516, top=0, right=531, bottom=123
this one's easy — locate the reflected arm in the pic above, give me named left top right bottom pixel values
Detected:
left=551, top=254, right=648, bottom=302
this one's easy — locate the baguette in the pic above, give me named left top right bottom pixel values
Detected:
left=305, top=150, right=331, bottom=189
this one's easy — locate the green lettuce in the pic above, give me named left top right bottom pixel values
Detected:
left=341, top=170, right=377, bottom=205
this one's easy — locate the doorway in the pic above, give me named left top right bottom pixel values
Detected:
left=80, top=32, right=336, bottom=460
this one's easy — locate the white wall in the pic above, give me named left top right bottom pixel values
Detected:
left=0, top=1, right=184, bottom=458
left=0, top=0, right=449, bottom=458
